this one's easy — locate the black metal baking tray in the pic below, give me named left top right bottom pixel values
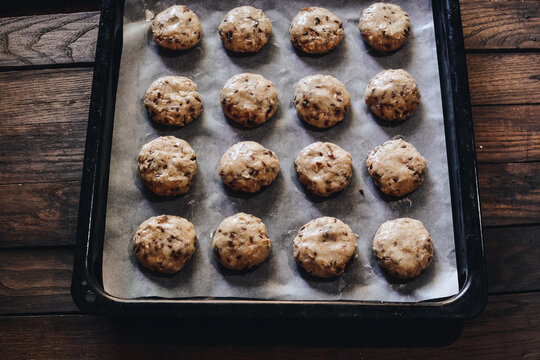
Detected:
left=71, top=0, right=487, bottom=319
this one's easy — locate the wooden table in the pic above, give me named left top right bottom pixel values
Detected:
left=1, top=1, right=539, bottom=358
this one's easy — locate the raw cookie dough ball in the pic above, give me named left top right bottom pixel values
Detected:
left=212, top=213, right=271, bottom=270
left=294, top=74, right=351, bottom=128
left=293, top=217, right=357, bottom=278
left=133, top=215, right=197, bottom=274
left=151, top=5, right=202, bottom=50
left=138, top=136, right=197, bottom=196
left=365, top=69, right=420, bottom=122
left=144, top=76, right=203, bottom=126
left=218, top=6, right=273, bottom=53
left=220, top=73, right=278, bottom=127
left=289, top=7, right=344, bottom=54
left=373, top=218, right=433, bottom=279
left=295, top=142, right=353, bottom=197
left=366, top=139, right=426, bottom=197
left=218, top=141, right=280, bottom=193
left=359, top=3, right=411, bottom=53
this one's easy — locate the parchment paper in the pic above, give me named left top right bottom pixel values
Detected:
left=103, top=0, right=459, bottom=302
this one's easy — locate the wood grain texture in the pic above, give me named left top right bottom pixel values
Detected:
left=473, top=105, right=540, bottom=164
left=0, top=292, right=539, bottom=359
left=0, top=68, right=91, bottom=184
left=0, top=247, right=76, bottom=314
left=0, top=12, right=99, bottom=67
left=478, top=162, right=540, bottom=227
left=0, top=182, right=80, bottom=248
left=460, top=0, right=540, bottom=50
left=484, top=225, right=540, bottom=294
left=467, top=53, right=540, bottom=105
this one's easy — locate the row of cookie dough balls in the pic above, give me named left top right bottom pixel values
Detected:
left=145, top=70, right=421, bottom=129
left=153, top=3, right=411, bottom=54
left=134, top=214, right=434, bottom=280
left=139, top=137, right=427, bottom=198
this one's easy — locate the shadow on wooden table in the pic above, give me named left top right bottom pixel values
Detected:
left=104, top=317, right=463, bottom=347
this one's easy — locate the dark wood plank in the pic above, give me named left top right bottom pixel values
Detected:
left=0, top=292, right=539, bottom=359
left=467, top=53, right=540, bottom=105
left=478, top=162, right=540, bottom=227
left=0, top=182, right=80, bottom=248
left=484, top=225, right=540, bottom=294
left=0, top=68, right=91, bottom=184
left=460, top=0, right=540, bottom=50
left=473, top=105, right=540, bottom=164
left=3, top=1, right=100, bottom=18
left=0, top=247, right=77, bottom=314
left=0, top=12, right=99, bottom=67
left=0, top=122, right=86, bottom=184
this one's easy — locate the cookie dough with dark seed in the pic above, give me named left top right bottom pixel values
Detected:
left=366, top=139, right=426, bottom=197
left=293, top=217, right=357, bottom=278
left=218, top=141, right=280, bottom=193
left=144, top=76, right=203, bottom=126
left=218, top=6, right=272, bottom=53
left=152, top=5, right=202, bottom=50
left=138, top=136, right=197, bottom=196
left=365, top=69, right=420, bottom=122
left=133, top=215, right=196, bottom=274
left=373, top=218, right=433, bottom=279
left=295, top=142, right=353, bottom=197
left=294, top=74, right=351, bottom=128
left=289, top=7, right=344, bottom=54
left=220, top=73, right=278, bottom=127
left=359, top=3, right=411, bottom=53
left=213, top=213, right=271, bottom=270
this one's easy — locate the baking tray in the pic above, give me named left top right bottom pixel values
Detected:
left=72, top=0, right=486, bottom=319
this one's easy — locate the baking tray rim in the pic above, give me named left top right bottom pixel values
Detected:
left=71, top=0, right=487, bottom=320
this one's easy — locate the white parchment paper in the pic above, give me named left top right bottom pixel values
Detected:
left=103, top=0, right=459, bottom=302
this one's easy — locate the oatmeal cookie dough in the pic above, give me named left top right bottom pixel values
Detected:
left=293, top=217, right=357, bottom=278
left=144, top=76, right=203, bottom=126
left=218, top=141, right=280, bottom=193
left=373, top=218, right=433, bottom=279
left=151, top=5, right=202, bottom=50
left=138, top=136, right=197, bottom=196
left=295, top=142, right=353, bottom=197
left=359, top=3, right=411, bottom=53
left=212, top=213, right=271, bottom=270
left=289, top=7, right=344, bottom=54
left=220, top=73, right=278, bottom=127
left=218, top=6, right=272, bottom=53
left=365, top=69, right=421, bottom=122
left=366, top=139, right=426, bottom=197
left=133, top=215, right=197, bottom=274
left=294, top=74, right=351, bottom=128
